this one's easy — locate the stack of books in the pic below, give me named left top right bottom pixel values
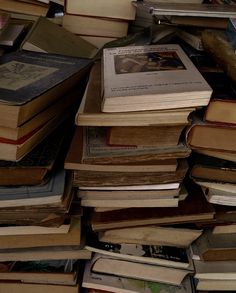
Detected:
left=62, top=0, right=137, bottom=48
left=64, top=42, right=214, bottom=292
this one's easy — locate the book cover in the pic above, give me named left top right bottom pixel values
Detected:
left=102, top=44, right=212, bottom=112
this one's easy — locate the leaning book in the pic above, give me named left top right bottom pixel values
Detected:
left=101, top=44, right=212, bottom=113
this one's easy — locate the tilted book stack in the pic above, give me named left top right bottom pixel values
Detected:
left=64, top=43, right=214, bottom=292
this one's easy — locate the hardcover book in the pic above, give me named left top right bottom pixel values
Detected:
left=101, top=44, right=212, bottom=112
left=0, top=51, right=91, bottom=127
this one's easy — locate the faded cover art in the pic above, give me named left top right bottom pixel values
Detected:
left=0, top=61, right=58, bottom=91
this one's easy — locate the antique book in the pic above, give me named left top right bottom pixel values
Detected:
left=190, top=153, right=236, bottom=184
left=186, top=112, right=236, bottom=153
left=76, top=62, right=194, bottom=127
left=191, top=229, right=236, bottom=261
left=62, top=15, right=129, bottom=38
left=86, top=232, right=192, bottom=269
left=1, top=0, right=48, bottom=17
left=21, top=16, right=98, bottom=59
left=98, top=225, right=202, bottom=248
left=65, top=0, right=136, bottom=20
left=196, top=148, right=236, bottom=163
left=0, top=51, right=91, bottom=128
left=0, top=23, right=25, bottom=46
left=90, top=183, right=215, bottom=231
left=0, top=259, right=80, bottom=285
left=135, top=2, right=236, bottom=18
left=83, top=260, right=194, bottom=293
left=91, top=253, right=190, bottom=286
left=72, top=159, right=188, bottom=187
left=0, top=11, right=10, bottom=30
left=101, top=44, right=212, bottom=113
left=107, top=125, right=186, bottom=147
left=201, top=185, right=236, bottom=206
left=65, top=126, right=178, bottom=173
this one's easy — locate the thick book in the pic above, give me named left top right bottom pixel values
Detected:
left=91, top=253, right=190, bottom=286
left=186, top=112, right=236, bottom=153
left=101, top=44, right=212, bottom=113
left=76, top=62, right=194, bottom=127
left=90, top=183, right=215, bottom=231
left=83, top=260, right=194, bottom=293
left=0, top=259, right=80, bottom=285
left=65, top=126, right=178, bottom=173
left=21, top=16, right=98, bottom=59
left=65, top=0, right=136, bottom=20
left=190, top=153, right=236, bottom=184
left=0, top=51, right=91, bottom=128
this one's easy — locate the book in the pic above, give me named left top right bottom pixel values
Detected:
left=98, top=226, right=202, bottom=248
left=21, top=16, right=98, bottom=59
left=72, top=159, right=189, bottom=188
left=176, top=28, right=204, bottom=51
left=0, top=122, right=67, bottom=186
left=186, top=112, right=236, bottom=153
left=195, top=279, right=236, bottom=291
left=1, top=0, right=48, bottom=17
left=86, top=233, right=192, bottom=269
left=65, top=0, right=136, bottom=20
left=190, top=153, right=236, bottom=184
left=0, top=51, right=91, bottom=128
left=76, top=62, right=195, bottom=126
left=90, top=183, right=215, bottom=231
left=0, top=12, right=10, bottom=30
left=191, top=229, right=236, bottom=261
left=65, top=126, right=179, bottom=173
left=62, top=14, right=129, bottom=39
left=0, top=23, right=25, bottom=46
left=83, top=260, right=194, bottom=293
left=107, top=125, right=186, bottom=147
left=91, top=253, right=190, bottom=286
left=101, top=44, right=212, bottom=113
left=196, top=148, right=236, bottom=163
left=135, top=2, right=236, bottom=18
left=201, top=185, right=236, bottom=206
left=0, top=259, right=80, bottom=285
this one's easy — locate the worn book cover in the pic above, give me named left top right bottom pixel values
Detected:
left=102, top=44, right=212, bottom=112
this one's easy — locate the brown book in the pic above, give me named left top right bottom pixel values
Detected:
left=90, top=183, right=215, bottom=231
left=107, top=125, right=186, bottom=147
left=75, top=62, right=194, bottom=127
left=72, top=159, right=188, bottom=187
left=196, top=148, right=236, bottom=163
left=186, top=113, right=236, bottom=153
left=65, top=126, right=178, bottom=173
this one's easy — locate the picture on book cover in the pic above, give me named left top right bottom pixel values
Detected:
left=114, top=51, right=186, bottom=74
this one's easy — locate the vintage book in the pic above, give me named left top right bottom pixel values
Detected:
left=213, top=223, right=236, bottom=235
left=0, top=259, right=80, bottom=285
left=83, top=260, right=194, bottom=293
left=195, top=279, right=236, bottom=291
left=196, top=148, right=236, bottom=163
left=107, top=125, right=186, bottom=147
left=0, top=23, right=25, bottom=46
left=190, top=153, right=236, bottom=184
left=201, top=29, right=236, bottom=85
left=90, top=183, right=215, bottom=231
left=86, top=233, right=192, bottom=269
left=0, top=217, right=81, bottom=250
left=204, top=96, right=236, bottom=124
left=0, top=282, right=80, bottom=293
left=0, top=122, right=67, bottom=186
left=0, top=12, right=10, bottom=30
left=0, top=51, right=91, bottom=128
left=76, top=62, right=194, bottom=126
left=186, top=112, right=236, bottom=153
left=101, top=44, right=212, bottom=113
left=21, top=16, right=98, bottom=59
left=135, top=2, right=236, bottom=18
left=65, top=126, right=178, bottom=173
left=1, top=0, right=48, bottom=17
left=65, top=0, right=136, bottom=20
left=98, top=225, right=202, bottom=248
left=72, top=159, right=188, bottom=187
left=91, top=253, right=190, bottom=286
left=176, top=28, right=204, bottom=51
left=201, top=185, right=236, bottom=206
left=191, top=229, right=236, bottom=261
left=62, top=15, right=129, bottom=38
left=66, top=127, right=190, bottom=167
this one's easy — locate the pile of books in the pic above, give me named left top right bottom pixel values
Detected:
left=64, top=42, right=214, bottom=292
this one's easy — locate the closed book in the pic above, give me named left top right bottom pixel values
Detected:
left=0, top=51, right=91, bottom=128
